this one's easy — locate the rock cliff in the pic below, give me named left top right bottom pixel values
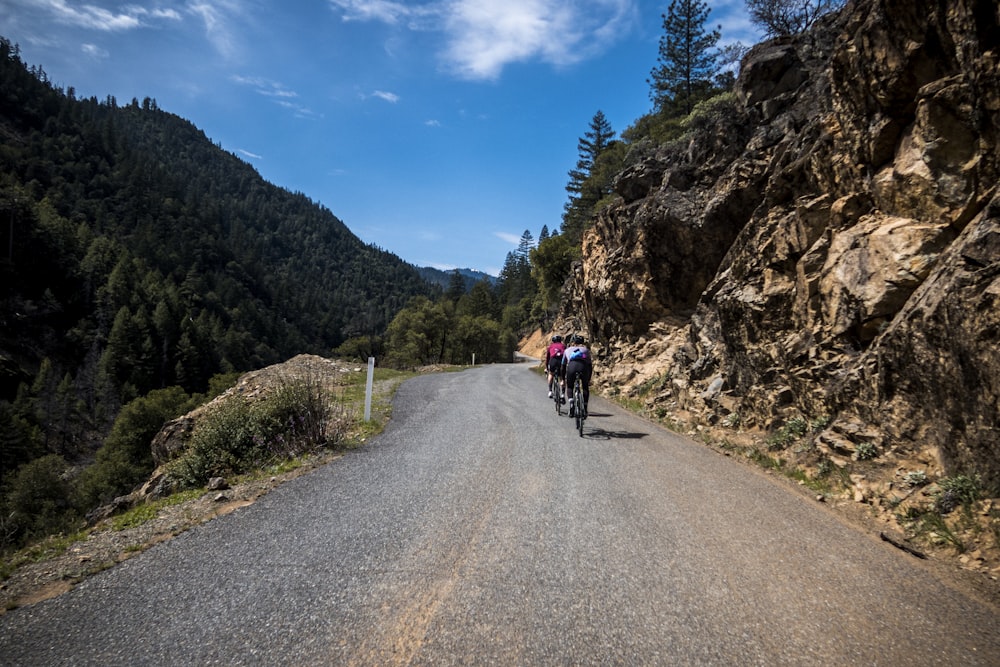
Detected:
left=565, top=0, right=999, bottom=508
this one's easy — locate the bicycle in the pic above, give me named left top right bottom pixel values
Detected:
left=571, top=375, right=586, bottom=437
left=552, top=374, right=563, bottom=415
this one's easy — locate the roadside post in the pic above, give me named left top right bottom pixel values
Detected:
left=364, top=356, right=374, bottom=421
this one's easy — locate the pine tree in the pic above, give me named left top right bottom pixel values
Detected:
left=445, top=269, right=467, bottom=302
left=562, top=111, right=617, bottom=244
left=648, top=0, right=721, bottom=116
left=515, top=229, right=535, bottom=264
left=565, top=111, right=615, bottom=201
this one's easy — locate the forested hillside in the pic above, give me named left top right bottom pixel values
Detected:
left=0, top=37, right=436, bottom=489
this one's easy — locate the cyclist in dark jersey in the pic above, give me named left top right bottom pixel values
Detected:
left=544, top=335, right=566, bottom=398
left=562, top=334, right=592, bottom=417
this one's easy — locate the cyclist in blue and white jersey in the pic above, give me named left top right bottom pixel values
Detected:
left=562, top=334, right=592, bottom=417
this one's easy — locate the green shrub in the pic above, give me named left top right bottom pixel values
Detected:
left=785, top=417, right=808, bottom=438
left=169, top=377, right=336, bottom=489
left=682, top=92, right=740, bottom=133
left=809, top=415, right=831, bottom=432
left=935, top=474, right=981, bottom=514
left=855, top=442, right=878, bottom=461
left=2, top=454, right=79, bottom=549
left=76, top=386, right=195, bottom=509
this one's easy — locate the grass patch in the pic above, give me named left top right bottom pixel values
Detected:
left=747, top=446, right=785, bottom=471
left=111, top=489, right=203, bottom=531
left=766, top=416, right=810, bottom=451
left=902, top=509, right=967, bottom=552
left=0, top=530, right=89, bottom=581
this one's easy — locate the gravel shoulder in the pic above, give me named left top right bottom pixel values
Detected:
left=1, top=450, right=342, bottom=612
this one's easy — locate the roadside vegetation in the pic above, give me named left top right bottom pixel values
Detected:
left=1, top=363, right=414, bottom=584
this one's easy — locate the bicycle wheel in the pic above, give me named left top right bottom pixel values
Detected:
left=553, top=378, right=562, bottom=415
left=574, top=380, right=584, bottom=437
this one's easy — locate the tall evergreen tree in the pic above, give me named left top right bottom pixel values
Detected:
left=648, top=0, right=721, bottom=116
left=562, top=111, right=617, bottom=244
left=445, top=269, right=467, bottom=302
left=515, top=229, right=535, bottom=264
left=565, top=111, right=615, bottom=202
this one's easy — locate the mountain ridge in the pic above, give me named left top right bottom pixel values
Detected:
left=0, top=36, right=437, bottom=477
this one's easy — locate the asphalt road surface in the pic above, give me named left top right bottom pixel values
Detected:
left=2, top=363, right=999, bottom=665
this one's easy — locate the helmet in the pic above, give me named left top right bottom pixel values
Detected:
left=572, top=334, right=585, bottom=344
left=551, top=335, right=563, bottom=342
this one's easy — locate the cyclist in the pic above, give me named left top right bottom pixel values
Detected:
left=544, top=334, right=566, bottom=398
left=562, top=334, right=592, bottom=417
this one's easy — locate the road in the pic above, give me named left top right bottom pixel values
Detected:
left=2, top=363, right=998, bottom=665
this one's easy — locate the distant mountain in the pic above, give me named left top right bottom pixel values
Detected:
left=416, top=266, right=498, bottom=292
left=0, top=36, right=437, bottom=473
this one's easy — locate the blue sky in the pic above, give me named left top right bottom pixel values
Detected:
left=3, top=1, right=761, bottom=276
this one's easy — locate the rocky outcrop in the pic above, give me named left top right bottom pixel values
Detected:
left=566, top=0, right=1000, bottom=493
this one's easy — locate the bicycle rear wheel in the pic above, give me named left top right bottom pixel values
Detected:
left=574, top=381, right=584, bottom=436
left=554, top=379, right=562, bottom=415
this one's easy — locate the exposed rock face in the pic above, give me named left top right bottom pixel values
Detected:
left=567, top=0, right=1000, bottom=490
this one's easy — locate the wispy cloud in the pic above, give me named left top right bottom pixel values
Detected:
left=276, top=99, right=322, bottom=118
left=495, top=231, right=522, bottom=246
left=443, top=0, right=636, bottom=80
left=372, top=90, right=400, bottom=103
left=329, top=0, right=638, bottom=81
left=329, top=0, right=438, bottom=28
left=233, top=75, right=320, bottom=118
left=238, top=148, right=262, bottom=159
left=80, top=43, right=108, bottom=59
left=25, top=0, right=180, bottom=31
left=36, top=0, right=140, bottom=30
left=425, top=119, right=441, bottom=127
left=232, top=75, right=299, bottom=98
left=188, top=1, right=240, bottom=59
left=712, top=0, right=762, bottom=45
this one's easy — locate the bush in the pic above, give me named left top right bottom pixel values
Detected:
left=855, top=442, right=878, bottom=461
left=2, top=454, right=79, bottom=549
left=75, top=386, right=195, bottom=509
left=935, top=474, right=981, bottom=514
left=169, top=377, right=335, bottom=488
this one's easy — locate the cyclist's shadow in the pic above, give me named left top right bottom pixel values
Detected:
left=582, top=417, right=648, bottom=441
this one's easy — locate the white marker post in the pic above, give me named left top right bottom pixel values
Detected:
left=364, top=357, right=374, bottom=421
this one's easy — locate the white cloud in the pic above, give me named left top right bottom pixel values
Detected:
left=80, top=43, right=108, bottom=59
left=232, top=75, right=298, bottom=99
left=372, top=90, right=400, bottom=103
left=189, top=1, right=239, bottom=59
left=495, top=231, right=522, bottom=246
left=232, top=75, right=320, bottom=118
left=328, top=0, right=638, bottom=81
left=34, top=0, right=141, bottom=30
left=425, top=119, right=441, bottom=127
left=329, top=0, right=409, bottom=24
left=238, top=149, right=263, bottom=159
left=21, top=0, right=181, bottom=32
